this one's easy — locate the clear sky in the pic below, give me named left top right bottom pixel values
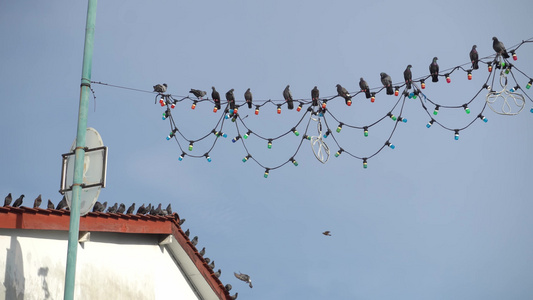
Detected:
left=1, top=0, right=533, bottom=299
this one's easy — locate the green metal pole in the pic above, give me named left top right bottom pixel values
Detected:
left=64, top=0, right=97, bottom=299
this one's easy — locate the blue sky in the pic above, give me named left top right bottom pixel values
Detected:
left=1, top=0, right=533, bottom=299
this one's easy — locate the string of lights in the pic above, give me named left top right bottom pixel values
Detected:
left=91, top=38, right=533, bottom=177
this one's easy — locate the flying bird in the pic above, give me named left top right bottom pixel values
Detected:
left=234, top=272, right=253, bottom=288
left=211, top=87, right=221, bottom=110
left=244, top=88, right=253, bottom=109
left=226, top=89, right=236, bottom=110
left=106, top=203, right=118, bottom=213
left=189, top=89, right=206, bottom=99
left=33, top=194, right=42, bottom=208
left=322, top=231, right=332, bottom=236
left=13, top=194, right=25, bottom=207
left=126, top=203, right=135, bottom=214
left=4, top=193, right=12, bottom=207
left=283, top=85, right=294, bottom=110
left=191, top=236, right=198, bottom=246
left=359, top=78, right=371, bottom=99
left=403, top=65, right=413, bottom=89
left=470, top=45, right=479, bottom=70
left=56, top=196, right=68, bottom=210
left=153, top=83, right=167, bottom=93
left=311, top=86, right=320, bottom=106
left=117, top=203, right=126, bottom=214
left=380, top=73, right=394, bottom=95
left=47, top=199, right=54, bottom=209
left=492, top=37, right=510, bottom=58
left=429, top=57, right=439, bottom=82
left=336, top=84, right=352, bottom=105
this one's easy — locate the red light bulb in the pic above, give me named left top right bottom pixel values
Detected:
left=191, top=103, right=196, bottom=109
left=213, top=106, right=218, bottom=113
left=346, top=99, right=352, bottom=106
left=255, top=108, right=259, bottom=115
left=277, top=106, right=281, bottom=114
left=421, top=81, right=426, bottom=89
left=468, top=72, right=472, bottom=80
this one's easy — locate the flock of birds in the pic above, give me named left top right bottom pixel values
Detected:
left=154, top=37, right=512, bottom=108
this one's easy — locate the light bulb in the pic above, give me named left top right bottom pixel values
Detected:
left=421, top=80, right=426, bottom=89
left=478, top=114, right=488, bottom=123
left=277, top=105, right=281, bottom=114
left=398, top=117, right=407, bottom=123
left=213, top=106, right=218, bottom=113
left=166, top=130, right=176, bottom=140
left=232, top=135, right=240, bottom=143
left=322, top=101, right=327, bottom=109
left=242, top=155, right=250, bottom=163
left=454, top=130, right=459, bottom=140
left=412, top=90, right=418, bottom=99
left=346, top=99, right=352, bottom=106
left=323, top=129, right=331, bottom=138
left=264, top=169, right=269, bottom=178
left=386, top=141, right=395, bottom=149
left=170, top=103, right=176, bottom=109
left=363, top=126, right=368, bottom=137
left=445, top=74, right=451, bottom=83
left=433, top=105, right=440, bottom=115
left=408, top=92, right=414, bottom=99
left=297, top=103, right=302, bottom=112
left=488, top=63, right=492, bottom=73
left=229, top=108, right=234, bottom=115
left=255, top=106, right=260, bottom=115
left=510, top=85, right=519, bottom=93
left=188, top=142, right=194, bottom=151
left=527, top=79, right=532, bottom=89
left=243, top=130, right=251, bottom=139
left=234, top=108, right=239, bottom=114
left=463, top=104, right=470, bottom=114
left=394, top=87, right=399, bottom=96
left=191, top=102, right=197, bottom=109
left=303, top=135, right=311, bottom=140
left=468, top=72, right=472, bottom=80
left=371, top=93, right=376, bottom=103
left=511, top=50, right=517, bottom=61
left=205, top=154, right=212, bottom=162
left=291, top=158, right=298, bottom=166
left=363, top=158, right=368, bottom=169
left=334, top=149, right=343, bottom=157
left=179, top=152, right=185, bottom=161
left=292, top=128, right=300, bottom=136
left=159, top=99, right=166, bottom=107
left=162, top=110, right=170, bottom=120
left=388, top=112, right=397, bottom=121
left=336, top=123, right=343, bottom=133
left=426, top=119, right=434, bottom=128
left=267, top=139, right=272, bottom=149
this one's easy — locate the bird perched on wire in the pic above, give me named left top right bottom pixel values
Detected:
left=322, top=231, right=332, bottom=236
left=153, top=83, right=167, bottom=93
left=13, top=194, right=25, bottom=207
left=234, top=272, right=253, bottom=288
left=244, top=88, right=253, bottom=109
left=359, top=78, right=371, bottom=99
left=126, top=203, right=135, bottom=214
left=190, top=89, right=206, bottom=99
left=336, top=84, right=352, bottom=105
left=4, top=193, right=12, bottom=207
left=226, top=89, right=236, bottom=110
left=492, top=37, right=510, bottom=59
left=211, top=87, right=221, bottom=110
left=311, top=86, right=320, bottom=106
left=283, top=85, right=294, bottom=110
left=33, top=194, right=42, bottom=208
left=47, top=199, right=54, bottom=209
left=403, top=65, right=413, bottom=89
left=380, top=73, right=394, bottom=95
left=470, top=45, right=479, bottom=70
left=429, top=57, right=439, bottom=82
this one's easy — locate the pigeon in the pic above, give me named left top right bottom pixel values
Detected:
left=190, top=89, right=206, bottom=99
left=492, top=37, right=510, bottom=58
left=204, top=257, right=211, bottom=264
left=179, top=218, right=186, bottom=226
left=149, top=205, right=157, bottom=215
left=166, top=203, right=172, bottom=215
left=244, top=88, right=253, bottom=109
left=136, top=204, right=146, bottom=215
left=211, top=87, right=221, bottom=110
left=470, top=45, right=479, bottom=70
left=13, top=194, right=25, bottom=207
left=153, top=83, right=167, bottom=93
left=311, top=86, right=319, bottom=106
left=231, top=293, right=238, bottom=300
left=154, top=203, right=163, bottom=215
left=92, top=201, right=105, bottom=212
left=403, top=65, right=413, bottom=89
left=359, top=78, right=371, bottom=99
left=322, top=231, right=332, bottom=236
left=47, top=199, right=54, bottom=209
left=226, top=89, right=236, bottom=110
left=106, top=203, right=118, bottom=213
left=117, top=203, right=126, bottom=214
left=214, top=269, right=221, bottom=278
left=208, top=260, right=215, bottom=269
left=185, top=229, right=190, bottom=237
left=191, top=236, right=198, bottom=246
left=56, top=196, right=68, bottom=210
left=234, top=272, right=253, bottom=288
left=199, top=247, right=206, bottom=256
left=33, top=194, right=42, bottom=208
left=126, top=203, right=135, bottom=214
left=336, top=84, right=352, bottom=104
left=429, top=57, right=439, bottom=82
left=225, top=284, right=232, bottom=292
left=283, top=85, right=294, bottom=110
left=4, top=193, right=12, bottom=207
left=380, top=73, right=394, bottom=95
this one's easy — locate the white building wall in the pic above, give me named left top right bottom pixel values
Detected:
left=0, top=229, right=203, bottom=300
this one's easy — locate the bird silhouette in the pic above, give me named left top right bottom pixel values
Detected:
left=311, top=86, right=319, bottom=106
left=189, top=89, right=206, bottom=99
left=211, top=87, right=221, bottom=110
left=191, top=236, right=198, bottom=246
left=214, top=269, right=221, bottom=278
left=13, top=194, right=25, bottom=207
left=154, top=203, right=163, bottom=215
left=4, top=193, right=12, bottom=207
left=166, top=203, right=172, bottom=215
left=225, top=284, right=232, bottom=292
left=199, top=247, right=206, bottom=256
left=322, top=231, right=332, bottom=236
left=244, top=88, right=253, bottom=109
left=126, top=203, right=135, bottom=214
left=429, top=57, right=439, bottom=82
left=336, top=84, right=352, bottom=104
left=56, top=196, right=68, bottom=210
left=404, top=65, right=413, bottom=89
left=208, top=260, right=215, bottom=269
left=117, top=203, right=126, bottom=214
left=359, top=78, right=371, bottom=99
left=33, top=194, right=42, bottom=208
left=492, top=37, right=510, bottom=58
left=470, top=45, right=479, bottom=70
left=47, top=199, right=54, bottom=209
left=231, top=292, right=238, bottom=299
left=106, top=203, right=118, bottom=213
left=92, top=201, right=105, bottom=212
left=136, top=204, right=146, bottom=215
left=234, top=272, right=253, bottom=288
left=179, top=218, right=186, bottom=226
left=185, top=229, right=190, bottom=237
left=226, top=89, right=236, bottom=110
left=153, top=83, right=167, bottom=93
left=380, top=73, right=394, bottom=95
left=283, top=85, right=294, bottom=109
